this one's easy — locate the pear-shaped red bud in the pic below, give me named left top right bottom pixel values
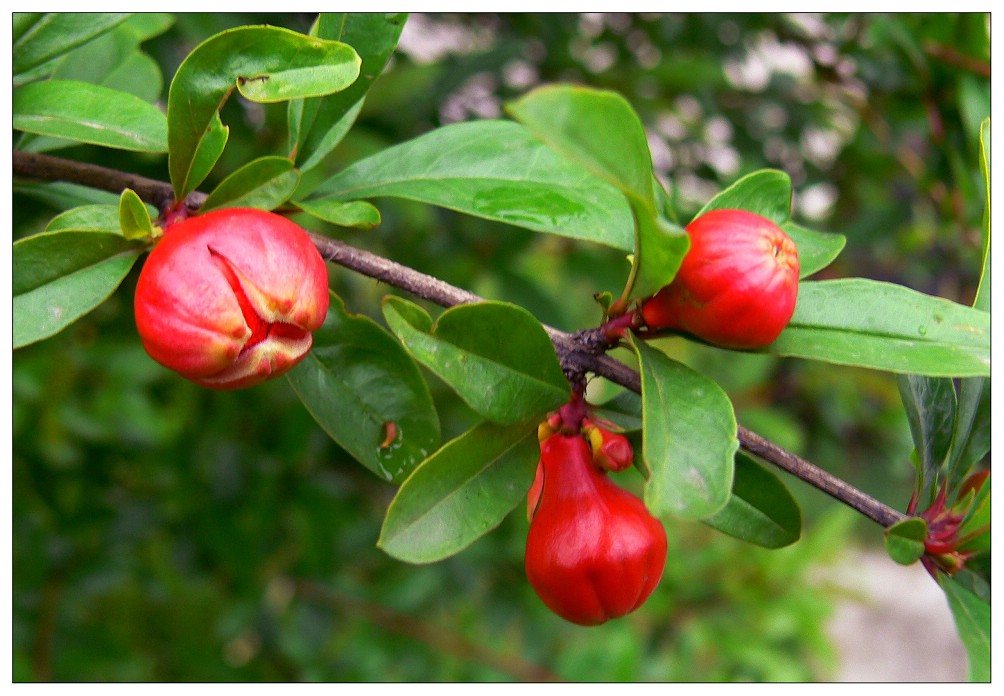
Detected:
left=525, top=433, right=667, bottom=626
left=134, top=208, right=329, bottom=389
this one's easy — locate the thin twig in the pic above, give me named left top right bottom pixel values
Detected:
left=13, top=149, right=907, bottom=528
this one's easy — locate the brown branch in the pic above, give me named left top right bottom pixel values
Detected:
left=923, top=40, right=991, bottom=79
left=12, top=149, right=907, bottom=528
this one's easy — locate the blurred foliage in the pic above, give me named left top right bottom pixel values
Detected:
left=13, top=12, right=988, bottom=681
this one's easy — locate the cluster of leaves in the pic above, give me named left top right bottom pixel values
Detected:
left=12, top=12, right=990, bottom=680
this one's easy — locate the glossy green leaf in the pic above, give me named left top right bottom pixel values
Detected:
left=506, top=84, right=689, bottom=300
left=950, top=377, right=990, bottom=481
left=13, top=80, right=168, bottom=152
left=200, top=157, right=300, bottom=213
left=769, top=279, right=991, bottom=377
left=117, top=189, right=157, bottom=241
left=939, top=575, right=990, bottom=682
left=49, top=14, right=172, bottom=100
left=692, top=169, right=845, bottom=278
left=287, top=294, right=440, bottom=484
left=306, top=120, right=634, bottom=249
left=18, top=15, right=172, bottom=153
left=507, top=83, right=655, bottom=206
left=291, top=13, right=407, bottom=172
left=898, top=375, right=956, bottom=489
left=12, top=13, right=130, bottom=76
left=99, top=51, right=164, bottom=105
left=44, top=204, right=127, bottom=235
left=703, top=452, right=801, bottom=548
left=627, top=200, right=690, bottom=302
left=382, top=297, right=569, bottom=425
left=167, top=25, right=360, bottom=199
left=696, top=169, right=792, bottom=225
left=973, top=118, right=990, bottom=313
left=378, top=421, right=538, bottom=563
left=631, top=336, right=737, bottom=520
left=13, top=230, right=143, bottom=348
left=294, top=199, right=382, bottom=230
left=883, top=517, right=927, bottom=565
left=186, top=112, right=229, bottom=199
left=782, top=221, right=846, bottom=279
left=591, top=390, right=644, bottom=434
left=293, top=98, right=364, bottom=176
left=14, top=181, right=120, bottom=210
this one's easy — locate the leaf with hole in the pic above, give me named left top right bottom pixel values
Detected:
left=167, top=25, right=360, bottom=199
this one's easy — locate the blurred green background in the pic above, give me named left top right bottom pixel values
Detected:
left=12, top=13, right=989, bottom=681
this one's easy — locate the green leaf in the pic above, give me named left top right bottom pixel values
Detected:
left=591, top=390, right=644, bottom=434
left=167, top=25, right=360, bottom=199
left=117, top=189, right=157, bottom=241
left=693, top=169, right=845, bottom=278
left=939, top=575, right=990, bottom=682
left=49, top=14, right=172, bottom=101
left=287, top=294, right=440, bottom=484
left=17, top=15, right=172, bottom=153
left=696, top=169, right=792, bottom=225
left=958, top=473, right=990, bottom=550
left=782, top=222, right=846, bottom=279
left=950, top=377, right=990, bottom=480
left=306, top=120, right=634, bottom=249
left=99, top=50, right=164, bottom=105
left=627, top=200, right=690, bottom=302
left=883, top=517, right=927, bottom=565
left=703, top=453, right=801, bottom=548
left=378, top=421, right=538, bottom=564
left=897, top=375, right=957, bottom=489
left=44, top=204, right=127, bottom=235
left=507, top=83, right=655, bottom=206
left=13, top=80, right=168, bottom=152
left=294, top=199, right=382, bottom=230
left=293, top=99, right=364, bottom=176
left=630, top=336, right=737, bottom=520
left=973, top=118, right=990, bottom=313
left=13, top=13, right=130, bottom=76
left=13, top=230, right=143, bottom=348
left=382, top=297, right=569, bottom=425
left=186, top=111, right=229, bottom=199
left=14, top=181, right=120, bottom=210
left=291, top=13, right=407, bottom=172
left=506, top=84, right=689, bottom=300
left=769, top=279, right=991, bottom=377
left=200, top=156, right=300, bottom=213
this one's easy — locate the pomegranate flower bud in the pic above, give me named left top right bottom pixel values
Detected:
left=641, top=208, right=800, bottom=349
left=134, top=208, right=329, bottom=389
left=582, top=418, right=634, bottom=472
left=526, top=433, right=667, bottom=626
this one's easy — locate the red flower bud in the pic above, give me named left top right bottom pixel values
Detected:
left=641, top=208, right=799, bottom=348
left=525, top=433, right=667, bottom=626
left=134, top=208, right=329, bottom=389
left=582, top=419, right=634, bottom=472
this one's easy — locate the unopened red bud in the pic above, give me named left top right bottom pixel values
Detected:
left=583, top=419, right=633, bottom=472
left=641, top=209, right=799, bottom=349
left=134, top=208, right=329, bottom=389
left=525, top=433, right=667, bottom=626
